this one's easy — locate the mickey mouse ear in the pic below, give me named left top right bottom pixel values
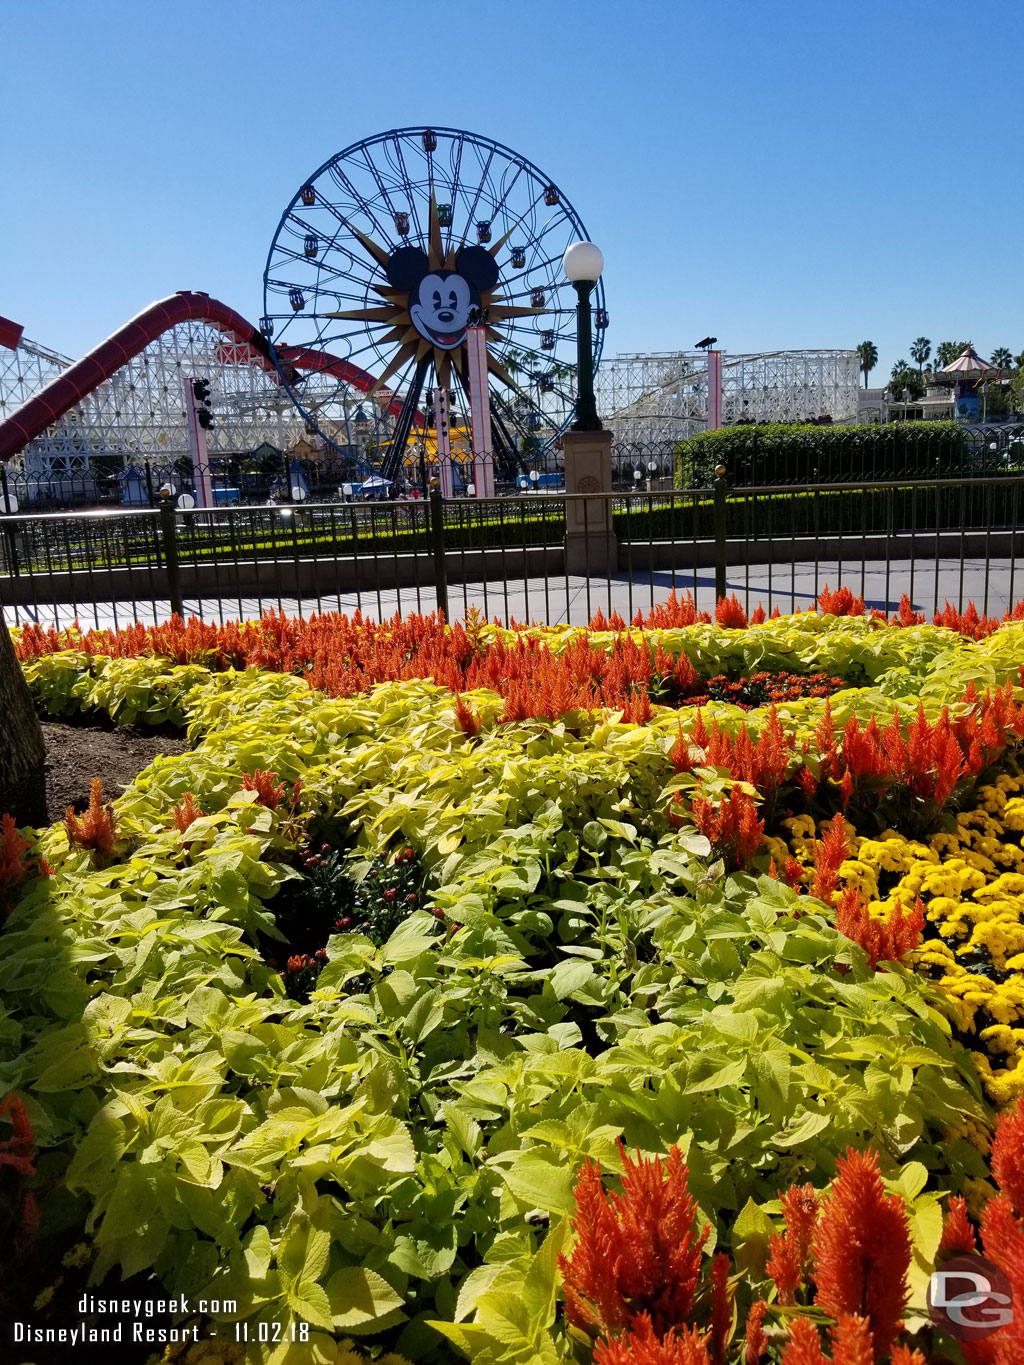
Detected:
left=455, top=245, right=500, bottom=293
left=386, top=246, right=430, bottom=292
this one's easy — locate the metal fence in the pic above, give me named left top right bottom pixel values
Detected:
left=672, top=422, right=1024, bottom=489
left=6, top=425, right=1023, bottom=512
left=3, top=473, right=1024, bottom=631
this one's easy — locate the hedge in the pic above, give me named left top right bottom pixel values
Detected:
left=673, top=421, right=977, bottom=488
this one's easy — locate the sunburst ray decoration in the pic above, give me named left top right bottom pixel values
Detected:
left=324, top=195, right=546, bottom=403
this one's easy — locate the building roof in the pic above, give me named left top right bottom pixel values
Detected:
left=939, top=344, right=994, bottom=374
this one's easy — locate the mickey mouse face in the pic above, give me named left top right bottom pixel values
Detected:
left=385, top=244, right=499, bottom=352
left=410, top=272, right=474, bottom=350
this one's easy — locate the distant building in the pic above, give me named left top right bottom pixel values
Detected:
left=859, top=346, right=1010, bottom=424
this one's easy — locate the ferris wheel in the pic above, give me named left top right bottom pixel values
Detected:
left=262, top=126, right=606, bottom=480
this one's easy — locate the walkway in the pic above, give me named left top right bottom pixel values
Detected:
left=4, top=557, right=1021, bottom=630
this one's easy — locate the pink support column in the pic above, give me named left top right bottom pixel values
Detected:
left=466, top=325, right=494, bottom=497
left=707, top=350, right=723, bottom=430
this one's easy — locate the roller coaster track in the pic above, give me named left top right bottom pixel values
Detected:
left=0, top=291, right=396, bottom=462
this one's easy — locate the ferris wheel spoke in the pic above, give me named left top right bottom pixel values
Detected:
left=297, top=188, right=369, bottom=242
left=325, top=163, right=397, bottom=251
left=525, top=215, right=579, bottom=264
left=389, top=134, right=428, bottom=244
left=269, top=274, right=381, bottom=309
left=495, top=159, right=526, bottom=216
left=500, top=248, right=572, bottom=293
left=271, top=242, right=379, bottom=288
left=441, top=133, right=465, bottom=258
left=356, top=143, right=415, bottom=237
left=450, top=146, right=497, bottom=251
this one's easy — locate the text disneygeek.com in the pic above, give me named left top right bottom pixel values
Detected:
left=9, top=1295, right=313, bottom=1348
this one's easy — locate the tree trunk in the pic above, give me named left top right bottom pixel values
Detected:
left=0, top=609, right=46, bottom=825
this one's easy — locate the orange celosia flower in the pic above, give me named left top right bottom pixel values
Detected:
left=767, top=1181, right=821, bottom=1304
left=453, top=693, right=481, bottom=738
left=242, top=768, right=289, bottom=810
left=172, top=792, right=203, bottom=833
left=834, top=888, right=925, bottom=970
left=767, top=1232, right=802, bottom=1305
left=707, top=1252, right=731, bottom=1365
left=811, top=1147, right=911, bottom=1358
left=0, top=814, right=34, bottom=911
left=594, top=1317, right=711, bottom=1365
left=818, top=585, right=865, bottom=617
left=0, top=1093, right=36, bottom=1179
left=783, top=1185, right=820, bottom=1266
left=783, top=857, right=805, bottom=892
left=743, top=1299, right=768, bottom=1364
left=559, top=1144, right=710, bottom=1340
left=691, top=788, right=764, bottom=872
left=989, top=1101, right=1024, bottom=1215
left=65, top=778, right=117, bottom=857
left=976, top=1195, right=1024, bottom=1363
left=796, top=767, right=818, bottom=798
left=829, top=1314, right=873, bottom=1365
left=810, top=814, right=849, bottom=904
left=937, top=1195, right=978, bottom=1258
left=889, top=1347, right=927, bottom=1365
left=715, top=594, right=748, bottom=629
left=892, top=594, right=926, bottom=628
left=19, top=1190, right=39, bottom=1245
left=670, top=722, right=694, bottom=774
left=780, top=1319, right=827, bottom=1365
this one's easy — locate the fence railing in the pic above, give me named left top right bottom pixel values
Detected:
left=672, top=423, right=1024, bottom=489
left=2, top=473, right=1023, bottom=631
left=6, top=425, right=1024, bottom=512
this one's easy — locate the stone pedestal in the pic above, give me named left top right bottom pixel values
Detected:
left=562, top=429, right=618, bottom=576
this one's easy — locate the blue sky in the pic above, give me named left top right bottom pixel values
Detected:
left=3, top=0, right=1022, bottom=387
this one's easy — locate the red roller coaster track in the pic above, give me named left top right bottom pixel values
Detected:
left=0, top=291, right=407, bottom=462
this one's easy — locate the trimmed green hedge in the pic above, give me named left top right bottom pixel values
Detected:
left=615, top=480, right=1020, bottom=545
left=674, top=421, right=976, bottom=488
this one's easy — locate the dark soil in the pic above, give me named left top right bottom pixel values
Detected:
left=41, top=718, right=189, bottom=824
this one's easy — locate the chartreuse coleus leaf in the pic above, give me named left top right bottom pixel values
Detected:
left=433, top=1221, right=568, bottom=1362
left=5, top=636, right=1000, bottom=1356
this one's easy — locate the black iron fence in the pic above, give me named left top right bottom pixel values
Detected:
left=6, top=424, right=1023, bottom=513
left=3, top=473, right=1024, bottom=630
left=0, top=451, right=574, bottom=514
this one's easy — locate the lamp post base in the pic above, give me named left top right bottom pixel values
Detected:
left=561, top=429, right=617, bottom=576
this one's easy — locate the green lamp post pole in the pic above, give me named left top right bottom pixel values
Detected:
left=563, top=242, right=604, bottom=433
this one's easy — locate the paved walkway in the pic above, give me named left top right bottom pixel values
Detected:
left=4, top=557, right=1022, bottom=630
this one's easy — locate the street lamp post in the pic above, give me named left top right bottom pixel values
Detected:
left=562, top=241, right=604, bottom=432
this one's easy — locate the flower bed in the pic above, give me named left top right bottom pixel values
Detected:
left=4, top=590, right=1024, bottom=1362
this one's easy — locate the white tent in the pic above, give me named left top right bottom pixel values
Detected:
left=359, top=475, right=393, bottom=498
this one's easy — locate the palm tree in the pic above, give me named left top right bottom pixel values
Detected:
left=910, top=337, right=931, bottom=373
left=856, top=341, right=878, bottom=389
left=991, top=347, right=1013, bottom=372
left=1015, top=352, right=1024, bottom=370
left=891, top=359, right=910, bottom=384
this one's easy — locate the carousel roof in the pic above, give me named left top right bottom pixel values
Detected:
left=939, top=344, right=995, bottom=374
